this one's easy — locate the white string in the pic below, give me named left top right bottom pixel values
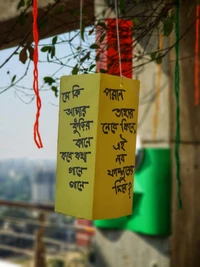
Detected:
left=79, top=0, right=83, bottom=74
left=121, top=75, right=138, bottom=95
left=114, top=0, right=122, bottom=77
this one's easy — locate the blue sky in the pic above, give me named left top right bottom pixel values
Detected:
left=0, top=36, right=75, bottom=160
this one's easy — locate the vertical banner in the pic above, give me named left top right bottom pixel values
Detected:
left=55, top=73, right=139, bottom=220
left=96, top=19, right=133, bottom=78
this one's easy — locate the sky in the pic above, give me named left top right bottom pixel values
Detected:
left=0, top=35, right=75, bottom=161
left=0, top=31, right=141, bottom=161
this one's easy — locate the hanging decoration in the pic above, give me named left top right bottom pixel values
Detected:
left=174, top=1, right=182, bottom=209
left=195, top=2, right=200, bottom=106
left=55, top=74, right=140, bottom=219
left=152, top=34, right=163, bottom=140
left=32, top=0, right=43, bottom=148
left=55, top=0, right=140, bottom=219
left=96, top=19, right=133, bottom=77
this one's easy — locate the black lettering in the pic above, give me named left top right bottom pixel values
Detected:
left=103, top=88, right=125, bottom=101
left=101, top=122, right=118, bottom=134
left=113, top=134, right=127, bottom=151
left=112, top=108, right=135, bottom=119
left=68, top=166, right=87, bottom=177
left=71, top=84, right=84, bottom=98
left=115, top=154, right=127, bottom=164
left=73, top=137, right=93, bottom=148
left=70, top=118, right=94, bottom=137
left=64, top=105, right=90, bottom=117
left=69, top=181, right=89, bottom=191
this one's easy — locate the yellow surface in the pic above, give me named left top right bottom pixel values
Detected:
left=55, top=73, right=140, bottom=220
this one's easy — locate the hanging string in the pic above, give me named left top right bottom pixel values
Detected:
left=152, top=34, right=163, bottom=140
left=32, top=0, right=43, bottom=148
left=32, top=0, right=43, bottom=149
left=79, top=0, right=83, bottom=74
left=114, top=0, right=122, bottom=77
left=195, top=3, right=200, bottom=106
left=174, top=1, right=182, bottom=209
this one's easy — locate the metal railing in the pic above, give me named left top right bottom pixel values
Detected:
left=0, top=199, right=95, bottom=267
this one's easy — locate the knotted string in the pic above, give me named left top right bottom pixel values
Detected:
left=195, top=2, right=200, bottom=106
left=33, top=0, right=43, bottom=148
left=152, top=34, right=163, bottom=140
left=174, top=1, right=182, bottom=209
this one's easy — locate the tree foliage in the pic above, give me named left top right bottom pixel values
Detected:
left=0, top=0, right=194, bottom=102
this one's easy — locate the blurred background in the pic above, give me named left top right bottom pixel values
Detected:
left=0, top=0, right=199, bottom=267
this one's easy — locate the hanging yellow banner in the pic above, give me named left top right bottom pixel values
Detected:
left=55, top=73, right=140, bottom=220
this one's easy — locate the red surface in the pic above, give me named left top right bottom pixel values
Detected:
left=76, top=219, right=94, bottom=247
left=76, top=219, right=92, bottom=226
left=96, top=19, right=133, bottom=78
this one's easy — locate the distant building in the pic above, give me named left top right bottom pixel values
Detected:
left=75, top=219, right=95, bottom=247
left=32, top=171, right=55, bottom=204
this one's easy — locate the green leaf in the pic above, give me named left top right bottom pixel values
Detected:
left=19, top=12, right=25, bottom=25
left=81, top=23, right=85, bottom=42
left=156, top=53, right=162, bottom=64
left=99, top=33, right=106, bottom=44
left=107, top=62, right=113, bottom=69
left=39, top=18, right=48, bottom=30
left=95, top=53, right=100, bottom=62
left=51, top=46, right=56, bottom=58
left=80, top=52, right=90, bottom=63
left=99, top=68, right=107, bottom=73
left=106, top=44, right=112, bottom=50
left=51, top=86, right=58, bottom=97
left=170, top=11, right=176, bottom=23
left=72, top=64, right=79, bottom=75
left=19, top=47, right=28, bottom=64
left=52, top=36, right=58, bottom=45
left=88, top=28, right=94, bottom=35
left=119, top=0, right=125, bottom=14
left=27, top=44, right=34, bottom=61
left=56, top=5, right=65, bottom=14
left=132, top=17, right=138, bottom=26
left=43, top=76, right=55, bottom=85
left=148, top=0, right=153, bottom=9
left=12, top=75, right=16, bottom=83
left=163, top=17, right=174, bottom=37
left=89, top=64, right=96, bottom=71
left=26, top=0, right=32, bottom=6
left=17, top=0, right=25, bottom=10
left=150, top=51, right=157, bottom=61
left=96, top=21, right=107, bottom=29
left=90, top=43, right=100, bottom=49
left=41, top=46, right=51, bottom=52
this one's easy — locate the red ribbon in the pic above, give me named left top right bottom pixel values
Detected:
left=33, top=0, right=43, bottom=148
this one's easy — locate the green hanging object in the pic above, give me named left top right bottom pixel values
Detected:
left=174, top=1, right=182, bottom=209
